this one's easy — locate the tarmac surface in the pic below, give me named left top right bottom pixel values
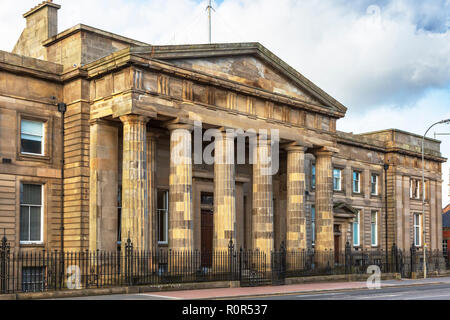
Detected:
left=50, top=276, right=450, bottom=300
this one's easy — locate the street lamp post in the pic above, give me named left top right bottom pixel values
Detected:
left=421, top=119, right=450, bottom=279
left=384, top=163, right=389, bottom=268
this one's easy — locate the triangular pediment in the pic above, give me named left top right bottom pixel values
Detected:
left=334, top=202, right=358, bottom=216
left=131, top=43, right=347, bottom=116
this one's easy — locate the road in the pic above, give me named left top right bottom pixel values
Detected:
left=51, top=279, right=450, bottom=300
left=243, top=283, right=450, bottom=300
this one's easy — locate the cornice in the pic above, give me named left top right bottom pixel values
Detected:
left=84, top=50, right=346, bottom=118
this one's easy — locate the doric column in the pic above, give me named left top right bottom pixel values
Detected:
left=168, top=124, right=194, bottom=251
left=314, top=149, right=334, bottom=257
left=147, top=131, right=159, bottom=252
left=252, top=135, right=274, bottom=267
left=89, top=119, right=118, bottom=252
left=214, top=130, right=236, bottom=252
left=120, top=115, right=149, bottom=251
left=286, top=146, right=307, bottom=252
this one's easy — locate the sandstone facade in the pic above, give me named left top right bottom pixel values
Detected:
left=0, top=2, right=446, bottom=263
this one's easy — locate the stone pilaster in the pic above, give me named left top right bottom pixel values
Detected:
left=120, top=115, right=149, bottom=251
left=168, top=124, right=194, bottom=251
left=147, top=131, right=159, bottom=252
left=314, top=149, right=334, bottom=257
left=89, top=120, right=118, bottom=252
left=286, top=146, right=307, bottom=252
left=214, top=130, right=236, bottom=252
left=252, top=136, right=274, bottom=266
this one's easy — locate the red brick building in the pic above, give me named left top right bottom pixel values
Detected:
left=443, top=205, right=450, bottom=253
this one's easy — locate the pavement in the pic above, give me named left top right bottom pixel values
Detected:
left=52, top=276, right=450, bottom=300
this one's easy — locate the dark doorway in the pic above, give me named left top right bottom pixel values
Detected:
left=201, top=209, right=214, bottom=268
left=334, top=224, right=341, bottom=264
left=334, top=235, right=340, bottom=264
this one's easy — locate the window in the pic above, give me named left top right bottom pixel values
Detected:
left=20, top=184, right=43, bottom=244
left=371, top=211, right=378, bottom=246
left=353, top=171, right=361, bottom=193
left=414, top=213, right=421, bottom=247
left=311, top=164, right=316, bottom=189
left=22, top=267, right=44, bottom=292
left=201, top=193, right=214, bottom=206
left=353, top=210, right=360, bottom=247
left=410, top=178, right=421, bottom=200
left=21, top=119, right=44, bottom=155
left=333, top=168, right=342, bottom=191
left=311, top=206, right=315, bottom=246
left=371, top=174, right=379, bottom=195
left=157, top=190, right=169, bottom=244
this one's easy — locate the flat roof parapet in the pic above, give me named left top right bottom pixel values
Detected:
left=0, top=50, right=63, bottom=75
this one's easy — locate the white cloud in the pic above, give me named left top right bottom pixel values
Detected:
left=0, top=0, right=448, bottom=205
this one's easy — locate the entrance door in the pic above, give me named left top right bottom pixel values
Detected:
left=201, top=209, right=214, bottom=268
left=334, top=235, right=340, bottom=264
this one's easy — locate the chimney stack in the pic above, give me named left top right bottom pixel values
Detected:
left=13, top=1, right=61, bottom=60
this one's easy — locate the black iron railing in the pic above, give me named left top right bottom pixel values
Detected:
left=1, top=237, right=449, bottom=294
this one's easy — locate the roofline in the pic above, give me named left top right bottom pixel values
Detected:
left=336, top=130, right=447, bottom=162
left=42, top=24, right=150, bottom=48
left=81, top=48, right=346, bottom=118
left=358, top=128, right=442, bottom=144
left=130, top=42, right=348, bottom=116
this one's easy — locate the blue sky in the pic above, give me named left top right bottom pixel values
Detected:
left=1, top=0, right=449, bottom=205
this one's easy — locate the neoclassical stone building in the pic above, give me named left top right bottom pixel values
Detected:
left=0, top=2, right=446, bottom=264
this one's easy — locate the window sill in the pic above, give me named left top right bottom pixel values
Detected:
left=20, top=242, right=45, bottom=248
left=17, top=153, right=51, bottom=163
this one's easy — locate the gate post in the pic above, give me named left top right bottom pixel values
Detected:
left=239, top=247, right=243, bottom=283
left=125, top=238, right=133, bottom=286
left=410, top=245, right=416, bottom=275
left=280, top=242, right=286, bottom=280
left=0, top=235, right=10, bottom=294
left=391, top=243, right=398, bottom=273
left=345, top=241, right=351, bottom=274
left=228, top=239, right=234, bottom=281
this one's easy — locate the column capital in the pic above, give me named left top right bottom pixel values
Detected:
left=314, top=146, right=338, bottom=157
left=166, top=123, right=194, bottom=132
left=119, top=114, right=149, bottom=125
left=285, top=145, right=308, bottom=153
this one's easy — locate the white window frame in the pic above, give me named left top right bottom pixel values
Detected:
left=410, top=178, right=420, bottom=200
left=20, top=183, right=44, bottom=245
left=333, top=168, right=342, bottom=191
left=353, top=171, right=361, bottom=194
left=20, top=119, right=45, bottom=156
left=371, top=174, right=379, bottom=195
left=414, top=213, right=422, bottom=247
left=371, top=211, right=378, bottom=247
left=157, top=190, right=169, bottom=245
left=353, top=210, right=360, bottom=247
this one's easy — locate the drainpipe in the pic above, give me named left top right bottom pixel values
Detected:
left=58, top=102, right=67, bottom=253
